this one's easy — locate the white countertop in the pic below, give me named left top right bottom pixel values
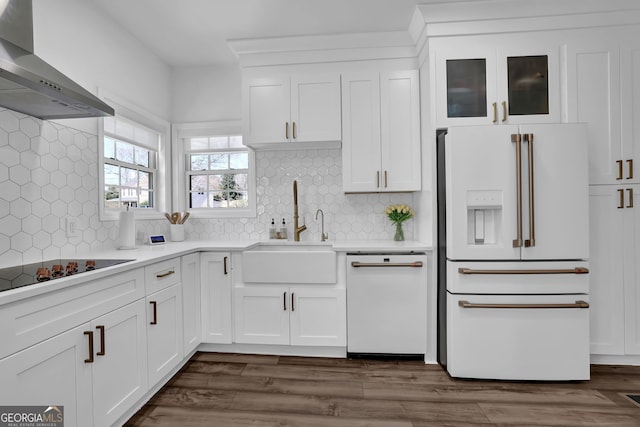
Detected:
left=0, top=239, right=432, bottom=305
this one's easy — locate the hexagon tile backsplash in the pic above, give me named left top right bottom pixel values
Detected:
left=0, top=108, right=415, bottom=267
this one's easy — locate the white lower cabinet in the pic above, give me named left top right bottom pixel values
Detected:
left=91, top=299, right=148, bottom=427
left=181, top=253, right=201, bottom=354
left=201, top=252, right=232, bottom=343
left=0, top=323, right=93, bottom=427
left=0, top=298, right=148, bottom=427
left=146, top=283, right=183, bottom=386
left=589, top=184, right=640, bottom=356
left=234, top=286, right=346, bottom=346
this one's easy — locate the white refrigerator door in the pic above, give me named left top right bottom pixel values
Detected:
left=519, top=123, right=590, bottom=260
left=446, top=125, right=521, bottom=260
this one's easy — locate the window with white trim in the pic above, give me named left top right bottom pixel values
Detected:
left=187, top=135, right=249, bottom=209
left=102, top=116, right=159, bottom=210
left=174, top=121, right=255, bottom=219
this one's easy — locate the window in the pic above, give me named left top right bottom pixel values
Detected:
left=103, top=116, right=158, bottom=209
left=174, top=121, right=255, bottom=218
left=97, top=90, right=171, bottom=221
left=187, top=136, right=249, bottom=209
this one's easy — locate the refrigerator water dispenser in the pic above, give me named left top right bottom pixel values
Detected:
left=466, top=190, right=502, bottom=245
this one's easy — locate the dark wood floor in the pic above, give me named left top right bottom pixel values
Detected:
left=125, top=352, right=640, bottom=426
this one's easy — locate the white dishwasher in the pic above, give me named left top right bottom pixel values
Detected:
left=346, top=253, right=427, bottom=358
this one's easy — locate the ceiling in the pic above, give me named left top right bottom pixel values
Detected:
left=87, top=0, right=432, bottom=68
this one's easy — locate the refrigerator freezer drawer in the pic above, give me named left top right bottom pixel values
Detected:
left=446, top=293, right=590, bottom=381
left=447, top=261, right=589, bottom=294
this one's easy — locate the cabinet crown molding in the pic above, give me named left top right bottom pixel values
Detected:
left=412, top=0, right=640, bottom=40
left=228, top=31, right=417, bottom=67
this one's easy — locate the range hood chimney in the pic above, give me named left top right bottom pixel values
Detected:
left=0, top=0, right=114, bottom=119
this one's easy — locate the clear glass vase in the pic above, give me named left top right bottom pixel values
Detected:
left=393, top=222, right=404, bottom=241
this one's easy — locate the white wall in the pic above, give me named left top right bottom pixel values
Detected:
left=171, top=64, right=242, bottom=123
left=32, top=0, right=172, bottom=127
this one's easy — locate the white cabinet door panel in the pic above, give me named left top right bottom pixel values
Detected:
left=234, top=287, right=289, bottom=345
left=290, top=288, right=346, bottom=347
left=0, top=324, right=92, bottom=427
left=201, top=253, right=232, bottom=344
left=291, top=74, right=341, bottom=143
left=181, top=253, right=201, bottom=354
left=147, top=284, right=183, bottom=386
left=243, top=77, right=290, bottom=144
left=92, top=300, right=148, bottom=427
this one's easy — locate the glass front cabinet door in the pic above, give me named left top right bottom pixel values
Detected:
left=434, top=43, right=560, bottom=127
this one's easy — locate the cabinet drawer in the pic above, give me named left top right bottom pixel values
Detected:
left=145, top=258, right=181, bottom=294
left=0, top=268, right=145, bottom=359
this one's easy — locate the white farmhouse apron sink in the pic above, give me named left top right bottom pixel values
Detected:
left=242, top=243, right=336, bottom=284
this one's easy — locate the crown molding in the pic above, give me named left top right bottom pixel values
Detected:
left=227, top=31, right=417, bottom=68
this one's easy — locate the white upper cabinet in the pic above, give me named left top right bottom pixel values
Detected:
left=342, top=70, right=421, bottom=192
left=433, top=36, right=560, bottom=127
left=567, top=31, right=640, bottom=186
left=242, top=73, right=341, bottom=148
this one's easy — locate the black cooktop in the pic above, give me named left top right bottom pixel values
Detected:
left=0, top=259, right=134, bottom=293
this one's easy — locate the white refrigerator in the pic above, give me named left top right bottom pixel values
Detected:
left=437, top=123, right=591, bottom=380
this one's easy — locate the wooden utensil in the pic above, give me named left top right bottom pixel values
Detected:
left=180, top=212, right=190, bottom=224
left=164, top=212, right=173, bottom=223
left=171, top=212, right=180, bottom=224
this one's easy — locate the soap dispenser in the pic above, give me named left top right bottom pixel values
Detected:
left=269, top=218, right=276, bottom=239
left=280, top=218, right=288, bottom=240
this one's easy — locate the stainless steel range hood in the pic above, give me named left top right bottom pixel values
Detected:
left=0, top=0, right=114, bottom=119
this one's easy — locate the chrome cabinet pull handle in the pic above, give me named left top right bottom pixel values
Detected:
left=156, top=270, right=174, bottom=278
left=458, top=300, right=589, bottom=309
left=458, top=267, right=589, bottom=275
left=96, top=325, right=105, bottom=356
left=511, top=133, right=523, bottom=247
left=84, top=331, right=94, bottom=363
left=150, top=301, right=157, bottom=325
left=524, top=133, right=535, bottom=248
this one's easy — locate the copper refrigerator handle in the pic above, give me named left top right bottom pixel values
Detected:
left=511, top=133, right=523, bottom=247
left=84, top=331, right=94, bottom=364
left=96, top=325, right=105, bottom=356
left=458, top=267, right=589, bottom=275
left=524, top=133, right=535, bottom=247
left=458, top=300, right=589, bottom=309
left=351, top=261, right=423, bottom=268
